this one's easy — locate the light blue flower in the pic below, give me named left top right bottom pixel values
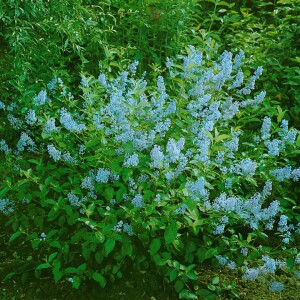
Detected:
left=123, top=153, right=139, bottom=167
left=95, top=168, right=111, bottom=183
left=47, top=144, right=61, bottom=162
left=215, top=255, right=227, bottom=266
left=269, top=281, right=284, bottom=292
left=241, top=247, right=248, bottom=257
left=186, top=177, right=207, bottom=201
left=62, top=152, right=77, bottom=164
left=270, top=166, right=292, bottom=182
left=34, top=90, right=48, bottom=106
left=227, top=261, right=236, bottom=270
left=17, top=132, right=36, bottom=152
left=175, top=203, right=188, bottom=215
left=0, top=198, right=14, bottom=215
left=131, top=194, right=144, bottom=208
left=129, top=60, right=139, bottom=75
left=7, top=114, right=23, bottom=130
left=81, top=176, right=95, bottom=191
left=123, top=223, right=133, bottom=236
left=242, top=268, right=259, bottom=281
left=0, top=140, right=12, bottom=154
left=44, top=118, right=58, bottom=135
left=47, top=77, right=57, bottom=91
left=261, top=117, right=271, bottom=140
left=67, top=193, right=86, bottom=207
left=233, top=50, right=245, bottom=70
left=60, top=108, right=86, bottom=133
left=150, top=145, right=165, bottom=169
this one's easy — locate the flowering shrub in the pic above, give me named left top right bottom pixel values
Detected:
left=1, top=46, right=299, bottom=299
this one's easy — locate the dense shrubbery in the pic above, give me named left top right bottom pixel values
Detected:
left=1, top=46, right=300, bottom=298
left=1, top=0, right=300, bottom=299
left=1, top=0, right=299, bottom=124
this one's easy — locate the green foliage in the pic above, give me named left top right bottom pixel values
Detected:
left=188, top=0, right=300, bottom=124
left=1, top=45, right=300, bottom=298
left=0, top=0, right=300, bottom=299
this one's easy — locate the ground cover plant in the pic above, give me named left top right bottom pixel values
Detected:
left=1, top=44, right=300, bottom=299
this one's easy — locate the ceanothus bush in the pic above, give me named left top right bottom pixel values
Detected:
left=0, top=46, right=299, bottom=298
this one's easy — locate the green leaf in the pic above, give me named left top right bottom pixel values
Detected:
left=17, top=179, right=29, bottom=186
left=104, top=239, right=115, bottom=256
left=53, top=270, right=63, bottom=283
left=28, top=159, right=40, bottom=164
left=104, top=187, right=114, bottom=201
left=48, top=252, right=58, bottom=262
left=95, top=231, right=105, bottom=243
left=36, top=263, right=51, bottom=270
left=169, top=269, right=178, bottom=282
left=50, top=241, right=61, bottom=249
left=72, top=276, right=81, bottom=289
left=152, top=254, right=167, bottom=266
left=179, top=289, right=198, bottom=299
left=212, top=276, right=220, bottom=285
left=31, top=239, right=41, bottom=249
left=205, top=248, right=217, bottom=259
left=116, top=186, right=127, bottom=202
left=150, top=238, right=161, bottom=255
left=3, top=272, right=16, bottom=281
left=186, top=271, right=197, bottom=280
left=92, top=272, right=106, bottom=288
left=122, top=169, right=133, bottom=182
left=215, top=134, right=230, bottom=142
left=174, top=279, right=184, bottom=292
left=196, top=289, right=214, bottom=297
left=123, top=141, right=134, bottom=153
left=0, top=187, right=10, bottom=198
left=9, top=231, right=23, bottom=242
left=65, top=267, right=78, bottom=274
left=77, top=263, right=86, bottom=273
left=164, top=220, right=177, bottom=244
left=286, top=257, right=295, bottom=271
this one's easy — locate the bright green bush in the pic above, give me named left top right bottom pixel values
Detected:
left=1, top=46, right=300, bottom=299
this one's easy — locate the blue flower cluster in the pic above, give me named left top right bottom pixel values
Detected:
left=34, top=90, right=48, bottom=106
left=60, top=108, right=86, bottom=133
left=67, top=193, right=87, bottom=207
left=123, top=153, right=139, bottom=167
left=39, top=232, right=47, bottom=241
left=7, top=114, right=23, bottom=130
left=43, top=118, right=58, bottom=135
left=209, top=181, right=279, bottom=230
left=47, top=144, right=61, bottom=162
left=17, top=132, right=36, bottom=153
left=215, top=255, right=236, bottom=270
left=270, top=166, right=300, bottom=182
left=174, top=203, right=188, bottom=215
left=0, top=140, right=12, bottom=154
left=186, top=177, right=207, bottom=201
left=0, top=198, right=14, bottom=215
left=131, top=194, right=144, bottom=208
left=113, top=220, right=133, bottom=236
left=25, top=109, right=37, bottom=125
left=213, top=216, right=229, bottom=235
left=95, top=168, right=111, bottom=183
left=81, top=175, right=95, bottom=191
left=269, top=281, right=284, bottom=292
